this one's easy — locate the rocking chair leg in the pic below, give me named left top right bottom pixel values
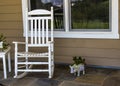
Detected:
left=48, top=63, right=52, bottom=78
left=25, top=57, right=28, bottom=69
left=51, top=63, right=54, bottom=78
left=14, top=56, right=18, bottom=78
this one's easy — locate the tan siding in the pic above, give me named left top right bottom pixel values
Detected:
left=0, top=0, right=21, bottom=5
left=0, top=5, right=22, bottom=13
left=0, top=21, right=22, bottom=29
left=0, top=14, right=22, bottom=21
left=0, top=0, right=23, bottom=60
left=55, top=47, right=120, bottom=59
left=0, top=29, right=23, bottom=37
left=0, top=0, right=120, bottom=68
left=55, top=39, right=120, bottom=49
left=55, top=56, right=120, bottom=67
left=55, top=38, right=120, bottom=67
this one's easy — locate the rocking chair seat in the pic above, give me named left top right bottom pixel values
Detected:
left=17, top=52, right=49, bottom=57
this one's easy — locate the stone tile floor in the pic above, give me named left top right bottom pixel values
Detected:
left=0, top=63, right=120, bottom=86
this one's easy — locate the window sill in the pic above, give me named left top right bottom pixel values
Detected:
left=54, top=31, right=119, bottom=39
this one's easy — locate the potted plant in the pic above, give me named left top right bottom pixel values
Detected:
left=0, top=34, right=9, bottom=50
left=69, top=56, right=85, bottom=76
left=72, top=56, right=85, bottom=65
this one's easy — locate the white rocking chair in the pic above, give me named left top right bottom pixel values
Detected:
left=13, top=7, right=54, bottom=78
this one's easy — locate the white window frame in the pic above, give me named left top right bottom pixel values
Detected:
left=22, top=0, right=119, bottom=39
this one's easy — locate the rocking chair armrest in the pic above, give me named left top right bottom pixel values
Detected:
left=47, top=41, right=54, bottom=44
left=12, top=41, right=26, bottom=52
left=13, top=41, right=26, bottom=45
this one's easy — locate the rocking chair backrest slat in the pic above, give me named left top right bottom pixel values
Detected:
left=38, top=19, right=41, bottom=44
left=25, top=7, right=53, bottom=46
left=30, top=19, right=34, bottom=44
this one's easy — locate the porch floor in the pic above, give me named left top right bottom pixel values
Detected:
left=0, top=63, right=120, bottom=86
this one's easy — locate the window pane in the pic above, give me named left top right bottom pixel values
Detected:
left=30, top=0, right=64, bottom=30
left=71, top=0, right=109, bottom=30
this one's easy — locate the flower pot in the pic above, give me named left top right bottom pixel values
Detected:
left=0, top=42, right=3, bottom=48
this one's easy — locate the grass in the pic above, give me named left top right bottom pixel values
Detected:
left=72, top=20, right=109, bottom=29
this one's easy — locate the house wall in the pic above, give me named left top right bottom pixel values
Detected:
left=0, top=0, right=24, bottom=54
left=0, top=0, right=120, bottom=68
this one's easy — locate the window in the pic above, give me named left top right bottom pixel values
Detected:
left=71, top=0, right=109, bottom=30
left=22, top=0, right=119, bottom=39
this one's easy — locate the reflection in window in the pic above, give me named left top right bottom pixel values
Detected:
left=71, top=0, right=109, bottom=30
left=30, top=0, right=64, bottom=30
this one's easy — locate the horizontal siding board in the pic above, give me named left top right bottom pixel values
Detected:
left=0, top=27, right=22, bottom=30
left=55, top=56, right=72, bottom=63
left=0, top=14, right=22, bottom=21
left=85, top=57, right=120, bottom=67
left=0, top=0, right=21, bottom=5
left=0, top=21, right=22, bottom=29
left=55, top=47, right=120, bottom=59
left=0, top=5, right=22, bottom=13
left=5, top=37, right=24, bottom=43
left=55, top=56, right=120, bottom=67
left=55, top=39, right=120, bottom=49
left=0, top=29, right=23, bottom=37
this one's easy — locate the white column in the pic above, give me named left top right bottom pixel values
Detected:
left=21, top=0, right=29, bottom=37
left=111, top=0, right=119, bottom=37
left=64, top=0, right=71, bottom=32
